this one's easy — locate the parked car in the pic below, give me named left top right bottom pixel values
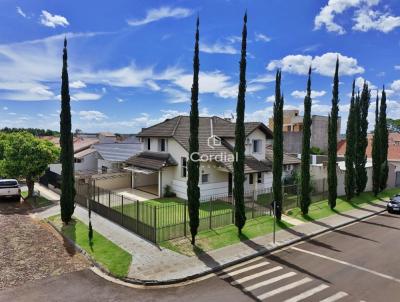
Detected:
left=0, top=179, right=21, bottom=201
left=387, top=195, right=400, bottom=214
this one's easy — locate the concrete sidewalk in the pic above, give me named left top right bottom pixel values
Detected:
left=33, top=184, right=387, bottom=283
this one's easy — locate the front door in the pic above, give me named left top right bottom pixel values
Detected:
left=228, top=173, right=233, bottom=196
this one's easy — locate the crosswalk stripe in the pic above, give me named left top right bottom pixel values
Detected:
left=231, top=266, right=283, bottom=285
left=284, top=284, right=329, bottom=302
left=220, top=262, right=269, bottom=279
left=243, top=272, right=297, bottom=292
left=222, top=257, right=263, bottom=273
left=257, top=277, right=312, bottom=300
left=320, top=292, right=349, bottom=302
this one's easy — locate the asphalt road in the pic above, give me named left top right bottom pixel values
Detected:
left=1, top=212, right=399, bottom=302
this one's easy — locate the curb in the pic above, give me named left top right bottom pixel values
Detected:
left=47, top=205, right=387, bottom=287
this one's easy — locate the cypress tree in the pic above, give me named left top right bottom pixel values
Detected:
left=300, top=67, right=312, bottom=214
left=344, top=80, right=356, bottom=200
left=372, top=92, right=381, bottom=196
left=272, top=70, right=284, bottom=221
left=327, top=58, right=339, bottom=209
left=379, top=87, right=388, bottom=191
left=187, top=17, right=200, bottom=245
left=233, top=12, right=248, bottom=234
left=355, top=82, right=370, bottom=194
left=60, top=37, right=75, bottom=224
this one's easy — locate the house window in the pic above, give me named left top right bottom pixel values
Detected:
left=147, top=138, right=151, bottom=150
left=158, top=138, right=167, bottom=152
left=74, top=158, right=82, bottom=163
left=101, top=166, right=108, bottom=174
left=257, top=172, right=262, bottom=184
left=249, top=174, right=254, bottom=185
left=181, top=157, right=187, bottom=178
left=202, top=174, right=209, bottom=184
left=253, top=139, right=262, bottom=153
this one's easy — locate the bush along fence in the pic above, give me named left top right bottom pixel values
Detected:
left=74, top=179, right=328, bottom=244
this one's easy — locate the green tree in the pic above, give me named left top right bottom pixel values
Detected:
left=187, top=17, right=201, bottom=245
left=387, top=118, right=400, bottom=132
left=0, top=132, right=59, bottom=197
left=379, top=87, right=388, bottom=191
left=272, top=69, right=284, bottom=221
left=372, top=92, right=381, bottom=196
left=233, top=12, right=248, bottom=234
left=328, top=58, right=339, bottom=209
left=355, top=82, right=370, bottom=195
left=60, top=38, right=76, bottom=224
left=300, top=67, right=312, bottom=214
left=344, top=80, right=357, bottom=200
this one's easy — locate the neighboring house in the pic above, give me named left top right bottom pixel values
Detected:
left=338, top=132, right=400, bottom=187
left=94, top=142, right=142, bottom=174
left=269, top=110, right=341, bottom=154
left=265, top=146, right=300, bottom=179
left=46, top=136, right=99, bottom=175
left=98, top=132, right=117, bottom=143
left=122, top=116, right=297, bottom=199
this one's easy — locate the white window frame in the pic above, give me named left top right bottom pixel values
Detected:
left=252, top=139, right=262, bottom=153
left=249, top=173, right=254, bottom=185
left=257, top=172, right=263, bottom=184
left=201, top=173, right=209, bottom=184
left=181, top=157, right=187, bottom=178
left=147, top=138, right=151, bottom=151
left=158, top=138, right=167, bottom=152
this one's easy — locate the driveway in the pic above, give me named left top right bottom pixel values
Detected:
left=0, top=199, right=89, bottom=290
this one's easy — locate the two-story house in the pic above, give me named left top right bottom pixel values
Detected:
left=122, top=116, right=279, bottom=199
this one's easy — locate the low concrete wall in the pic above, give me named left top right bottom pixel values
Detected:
left=93, top=173, right=131, bottom=190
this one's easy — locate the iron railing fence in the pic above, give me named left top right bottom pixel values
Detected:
left=74, top=179, right=328, bottom=243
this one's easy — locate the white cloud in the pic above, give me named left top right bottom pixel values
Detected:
left=127, top=7, right=193, bottom=26
left=79, top=110, right=108, bottom=121
left=71, top=92, right=102, bottom=101
left=117, top=98, right=125, bottom=103
left=390, top=79, right=400, bottom=91
left=291, top=90, right=327, bottom=99
left=395, top=65, right=400, bottom=70
left=163, top=87, right=189, bottom=103
left=315, top=0, right=400, bottom=34
left=40, top=10, right=69, bottom=28
left=267, top=52, right=364, bottom=76
left=353, top=7, right=400, bottom=32
left=355, top=76, right=377, bottom=90
left=266, top=95, right=275, bottom=103
left=200, top=42, right=238, bottom=55
left=16, top=6, right=27, bottom=18
left=254, top=32, right=271, bottom=42
left=250, top=74, right=275, bottom=84
left=70, top=80, right=87, bottom=89
left=3, top=107, right=8, bottom=110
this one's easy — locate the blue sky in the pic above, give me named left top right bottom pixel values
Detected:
left=0, top=0, right=400, bottom=133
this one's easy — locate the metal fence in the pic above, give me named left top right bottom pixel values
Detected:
left=74, top=179, right=328, bottom=244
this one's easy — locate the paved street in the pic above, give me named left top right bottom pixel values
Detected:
left=1, top=212, right=399, bottom=302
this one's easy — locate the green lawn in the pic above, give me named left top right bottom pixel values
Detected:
left=21, top=191, right=53, bottom=208
left=160, top=215, right=292, bottom=256
left=114, top=197, right=234, bottom=227
left=48, top=215, right=132, bottom=278
left=286, top=187, right=400, bottom=222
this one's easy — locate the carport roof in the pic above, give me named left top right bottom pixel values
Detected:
left=125, top=151, right=178, bottom=171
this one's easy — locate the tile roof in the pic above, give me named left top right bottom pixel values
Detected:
left=74, top=148, right=97, bottom=159
left=265, top=146, right=301, bottom=165
left=125, top=151, right=178, bottom=171
left=337, top=132, right=400, bottom=161
left=41, top=136, right=99, bottom=153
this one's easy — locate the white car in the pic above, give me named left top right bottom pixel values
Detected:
left=0, top=179, right=21, bottom=201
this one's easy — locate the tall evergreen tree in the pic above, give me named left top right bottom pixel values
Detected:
left=372, top=92, right=381, bottom=196
left=344, top=80, right=356, bottom=200
left=327, top=58, right=339, bottom=209
left=272, top=69, right=284, bottom=221
left=300, top=67, right=312, bottom=214
left=355, top=82, right=370, bottom=194
left=60, top=38, right=75, bottom=224
left=379, top=87, right=389, bottom=191
left=187, top=17, right=201, bottom=245
left=233, top=12, right=247, bottom=234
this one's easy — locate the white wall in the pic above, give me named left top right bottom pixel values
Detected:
left=245, top=128, right=267, bottom=161
left=93, top=173, right=131, bottom=190
left=49, top=151, right=98, bottom=175
left=133, top=172, right=158, bottom=188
